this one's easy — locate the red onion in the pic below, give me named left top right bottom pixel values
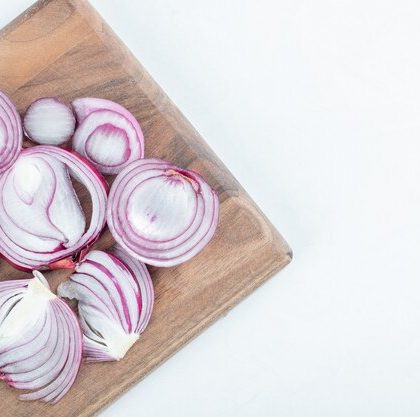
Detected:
left=106, top=159, right=219, bottom=267
left=0, top=146, right=108, bottom=271
left=0, top=271, right=82, bottom=403
left=23, top=98, right=76, bottom=145
left=58, top=249, right=154, bottom=362
left=72, top=98, right=144, bottom=175
left=0, top=91, right=22, bottom=174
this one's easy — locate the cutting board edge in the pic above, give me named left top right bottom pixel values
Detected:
left=0, top=0, right=54, bottom=38
left=85, top=253, right=292, bottom=417
left=0, top=0, right=293, bottom=414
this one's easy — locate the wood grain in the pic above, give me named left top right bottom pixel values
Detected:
left=0, top=1, right=292, bottom=415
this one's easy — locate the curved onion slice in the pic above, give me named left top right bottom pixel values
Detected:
left=106, top=159, right=219, bottom=267
left=72, top=98, right=144, bottom=175
left=0, top=91, right=22, bottom=174
left=58, top=249, right=154, bottom=362
left=23, top=98, right=76, bottom=145
left=0, top=271, right=82, bottom=403
left=0, top=146, right=108, bottom=271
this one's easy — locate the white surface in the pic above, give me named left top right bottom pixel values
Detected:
left=2, top=0, right=420, bottom=416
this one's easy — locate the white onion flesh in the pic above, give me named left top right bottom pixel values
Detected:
left=106, top=159, right=219, bottom=267
left=0, top=272, right=82, bottom=403
left=0, top=91, right=22, bottom=174
left=58, top=249, right=154, bottom=362
left=24, top=98, right=76, bottom=145
left=72, top=98, right=144, bottom=175
left=0, top=146, right=108, bottom=271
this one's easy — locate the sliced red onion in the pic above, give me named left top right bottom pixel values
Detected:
left=106, top=159, right=219, bottom=267
left=23, top=98, right=76, bottom=145
left=0, top=91, right=22, bottom=174
left=58, top=249, right=154, bottom=362
left=72, top=98, right=144, bottom=175
left=0, top=146, right=108, bottom=271
left=0, top=271, right=82, bottom=403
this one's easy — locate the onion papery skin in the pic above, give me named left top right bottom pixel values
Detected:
left=0, top=146, right=108, bottom=271
left=0, top=271, right=82, bottom=403
left=58, top=249, right=154, bottom=362
left=23, top=97, right=76, bottom=146
left=0, top=91, right=23, bottom=174
left=72, top=98, right=144, bottom=175
left=106, top=159, right=219, bottom=267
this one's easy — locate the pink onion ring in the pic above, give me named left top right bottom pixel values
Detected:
left=106, top=159, right=219, bottom=267
left=0, top=91, right=22, bottom=174
left=0, top=146, right=108, bottom=271
left=58, top=249, right=154, bottom=362
left=72, top=98, right=144, bottom=174
left=0, top=271, right=82, bottom=403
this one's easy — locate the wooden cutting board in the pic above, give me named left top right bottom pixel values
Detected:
left=0, top=0, right=292, bottom=415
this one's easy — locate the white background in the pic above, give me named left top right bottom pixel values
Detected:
left=2, top=1, right=420, bottom=416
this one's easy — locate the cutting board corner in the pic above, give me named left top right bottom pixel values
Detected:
left=0, top=1, right=291, bottom=416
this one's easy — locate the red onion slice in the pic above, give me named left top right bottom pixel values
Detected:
left=72, top=98, right=144, bottom=175
left=0, top=91, right=22, bottom=174
left=0, top=146, right=108, bottom=271
left=0, top=271, right=82, bottom=403
left=58, top=249, right=154, bottom=362
left=106, top=159, right=219, bottom=267
left=23, top=98, right=76, bottom=145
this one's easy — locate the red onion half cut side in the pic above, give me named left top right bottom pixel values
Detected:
left=0, top=271, right=82, bottom=403
left=23, top=98, right=76, bottom=146
left=72, top=98, right=144, bottom=175
left=0, top=91, right=23, bottom=174
left=106, top=159, right=219, bottom=267
left=0, top=146, right=108, bottom=271
left=58, top=249, right=154, bottom=362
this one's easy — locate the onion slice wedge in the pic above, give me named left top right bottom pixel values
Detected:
left=58, top=249, right=154, bottom=362
left=0, top=271, right=82, bottom=403
left=106, top=159, right=219, bottom=267
left=0, top=91, right=22, bottom=174
left=72, top=98, right=144, bottom=175
left=0, top=146, right=108, bottom=271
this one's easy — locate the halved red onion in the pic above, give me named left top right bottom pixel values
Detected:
left=58, top=249, right=154, bottom=362
left=106, top=159, right=219, bottom=267
left=0, top=146, right=108, bottom=271
left=72, top=98, right=144, bottom=175
left=23, top=98, right=76, bottom=145
left=0, top=271, right=82, bottom=403
left=0, top=91, right=22, bottom=174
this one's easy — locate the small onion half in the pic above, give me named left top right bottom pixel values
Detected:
left=106, top=159, right=219, bottom=267
left=23, top=98, right=76, bottom=146
left=0, top=271, right=82, bottom=403
left=58, top=249, right=154, bottom=362
left=72, top=98, right=144, bottom=175
left=0, top=91, right=22, bottom=174
left=0, top=146, right=108, bottom=271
